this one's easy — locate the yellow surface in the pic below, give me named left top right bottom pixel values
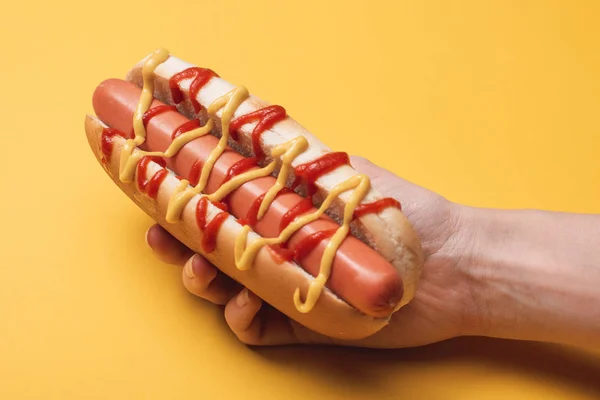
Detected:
left=1, top=0, right=599, bottom=399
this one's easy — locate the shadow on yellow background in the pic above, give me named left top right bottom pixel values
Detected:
left=258, top=339, right=600, bottom=398
left=0, top=1, right=599, bottom=399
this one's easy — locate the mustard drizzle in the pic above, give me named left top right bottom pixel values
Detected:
left=114, top=48, right=372, bottom=313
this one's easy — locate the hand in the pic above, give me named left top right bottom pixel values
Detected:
left=146, top=156, right=480, bottom=348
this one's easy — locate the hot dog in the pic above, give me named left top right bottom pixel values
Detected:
left=93, top=78, right=405, bottom=318
left=85, top=48, right=424, bottom=340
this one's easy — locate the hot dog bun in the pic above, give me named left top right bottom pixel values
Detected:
left=125, top=53, right=424, bottom=307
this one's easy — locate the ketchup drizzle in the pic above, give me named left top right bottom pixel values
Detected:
left=201, top=212, right=229, bottom=253
left=237, top=187, right=293, bottom=227
left=292, top=229, right=337, bottom=261
left=291, top=152, right=350, bottom=197
left=280, top=198, right=314, bottom=232
left=237, top=193, right=266, bottom=227
left=188, top=160, right=203, bottom=186
left=142, top=105, right=177, bottom=127
left=129, top=105, right=178, bottom=137
left=229, top=105, right=287, bottom=160
left=101, top=128, right=133, bottom=163
left=136, top=156, right=168, bottom=199
left=267, top=229, right=337, bottom=264
left=212, top=201, right=229, bottom=212
left=146, top=170, right=169, bottom=199
left=354, top=198, right=401, bottom=219
left=196, top=197, right=229, bottom=253
left=222, top=157, right=258, bottom=184
left=172, top=119, right=201, bottom=140
left=219, top=157, right=259, bottom=209
left=169, top=67, right=219, bottom=113
left=267, top=245, right=295, bottom=264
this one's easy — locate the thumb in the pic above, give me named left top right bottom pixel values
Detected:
left=350, top=155, right=441, bottom=217
left=350, top=156, right=404, bottom=195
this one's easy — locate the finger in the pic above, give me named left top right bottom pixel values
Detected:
left=224, top=289, right=322, bottom=346
left=182, top=254, right=242, bottom=305
left=146, top=224, right=194, bottom=266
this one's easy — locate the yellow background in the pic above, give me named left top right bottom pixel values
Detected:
left=1, top=0, right=599, bottom=399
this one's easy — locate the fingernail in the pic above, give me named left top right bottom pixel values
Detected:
left=236, top=288, right=250, bottom=308
left=145, top=227, right=152, bottom=247
left=184, top=255, right=197, bottom=279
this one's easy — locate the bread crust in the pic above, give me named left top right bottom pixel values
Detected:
left=85, top=115, right=390, bottom=340
left=126, top=54, right=424, bottom=307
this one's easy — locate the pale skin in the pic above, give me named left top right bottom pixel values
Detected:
left=146, top=156, right=600, bottom=349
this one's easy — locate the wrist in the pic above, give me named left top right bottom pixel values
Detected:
left=413, top=200, right=488, bottom=339
left=451, top=206, right=600, bottom=347
left=437, top=203, right=490, bottom=337
left=449, top=204, right=503, bottom=338
left=450, top=205, right=540, bottom=340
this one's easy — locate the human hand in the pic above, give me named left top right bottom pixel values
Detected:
left=146, top=156, right=479, bottom=348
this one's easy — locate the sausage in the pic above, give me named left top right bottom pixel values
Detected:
left=93, top=78, right=404, bottom=317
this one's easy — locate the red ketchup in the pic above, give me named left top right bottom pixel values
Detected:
left=280, top=198, right=314, bottom=232
left=222, top=157, right=258, bottom=184
left=267, top=245, right=295, bottom=264
left=292, top=229, right=337, bottom=261
left=143, top=105, right=176, bottom=127
left=169, top=67, right=219, bottom=113
left=229, top=105, right=287, bottom=160
left=172, top=119, right=201, bottom=139
left=354, top=198, right=401, bottom=219
left=237, top=187, right=293, bottom=227
left=196, top=197, right=229, bottom=253
left=292, top=152, right=350, bottom=197
left=132, top=105, right=177, bottom=137
left=100, top=128, right=133, bottom=163
left=136, top=156, right=168, bottom=199
left=237, top=193, right=266, bottom=227
left=211, top=201, right=229, bottom=212
left=268, top=229, right=338, bottom=264
left=217, top=157, right=259, bottom=210
left=188, top=160, right=203, bottom=186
